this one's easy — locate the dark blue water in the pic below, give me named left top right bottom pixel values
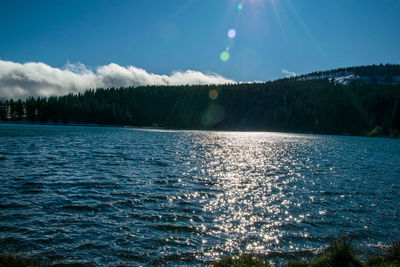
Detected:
left=0, top=124, right=399, bottom=265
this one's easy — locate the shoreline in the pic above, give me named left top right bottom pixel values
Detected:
left=0, top=120, right=397, bottom=139
left=1, top=239, right=399, bottom=266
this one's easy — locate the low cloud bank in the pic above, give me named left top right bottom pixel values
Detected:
left=282, top=68, right=297, bottom=77
left=0, top=60, right=235, bottom=99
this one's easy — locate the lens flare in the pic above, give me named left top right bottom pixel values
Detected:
left=228, top=29, right=236, bottom=39
left=209, top=89, right=218, bottom=100
left=201, top=104, right=226, bottom=127
left=237, top=3, right=243, bottom=10
left=220, top=51, right=230, bottom=61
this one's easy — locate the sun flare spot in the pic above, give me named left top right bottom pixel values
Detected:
left=228, top=29, right=237, bottom=39
left=220, top=51, right=230, bottom=61
left=209, top=89, right=219, bottom=100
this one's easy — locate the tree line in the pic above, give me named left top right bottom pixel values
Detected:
left=292, top=63, right=400, bottom=83
left=1, top=75, right=399, bottom=137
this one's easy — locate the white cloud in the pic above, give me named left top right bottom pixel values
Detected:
left=0, top=60, right=235, bottom=99
left=281, top=68, right=297, bottom=77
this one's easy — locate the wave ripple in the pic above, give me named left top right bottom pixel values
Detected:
left=0, top=124, right=399, bottom=265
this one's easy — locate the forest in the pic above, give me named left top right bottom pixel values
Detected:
left=1, top=65, right=400, bottom=137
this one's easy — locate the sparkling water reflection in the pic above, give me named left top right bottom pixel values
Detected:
left=0, top=124, right=399, bottom=265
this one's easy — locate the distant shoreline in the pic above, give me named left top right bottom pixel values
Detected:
left=1, top=71, right=399, bottom=138
left=0, top=120, right=119, bottom=128
left=0, top=120, right=397, bottom=138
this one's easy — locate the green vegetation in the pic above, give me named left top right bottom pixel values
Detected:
left=1, top=240, right=399, bottom=266
left=1, top=64, right=400, bottom=136
left=310, top=238, right=362, bottom=267
left=365, top=242, right=400, bottom=267
left=213, top=239, right=400, bottom=267
left=0, top=251, right=35, bottom=267
left=367, top=126, right=384, bottom=137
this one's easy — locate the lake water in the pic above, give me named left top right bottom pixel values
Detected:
left=0, top=123, right=399, bottom=265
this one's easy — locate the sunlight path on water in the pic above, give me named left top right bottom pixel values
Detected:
left=0, top=125, right=399, bottom=265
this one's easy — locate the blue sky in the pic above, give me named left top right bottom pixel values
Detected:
left=1, top=0, right=400, bottom=83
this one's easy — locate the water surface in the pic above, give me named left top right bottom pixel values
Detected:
left=0, top=124, right=399, bottom=265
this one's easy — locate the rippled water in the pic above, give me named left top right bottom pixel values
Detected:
left=0, top=123, right=399, bottom=265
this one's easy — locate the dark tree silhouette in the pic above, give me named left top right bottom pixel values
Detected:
left=1, top=64, right=400, bottom=136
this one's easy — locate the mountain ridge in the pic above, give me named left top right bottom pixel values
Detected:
left=284, top=64, right=400, bottom=85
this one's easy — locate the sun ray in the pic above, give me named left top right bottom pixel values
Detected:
left=284, top=0, right=327, bottom=59
left=269, top=0, right=290, bottom=50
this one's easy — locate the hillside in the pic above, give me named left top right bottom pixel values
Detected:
left=1, top=64, right=399, bottom=137
left=292, top=64, right=400, bottom=85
